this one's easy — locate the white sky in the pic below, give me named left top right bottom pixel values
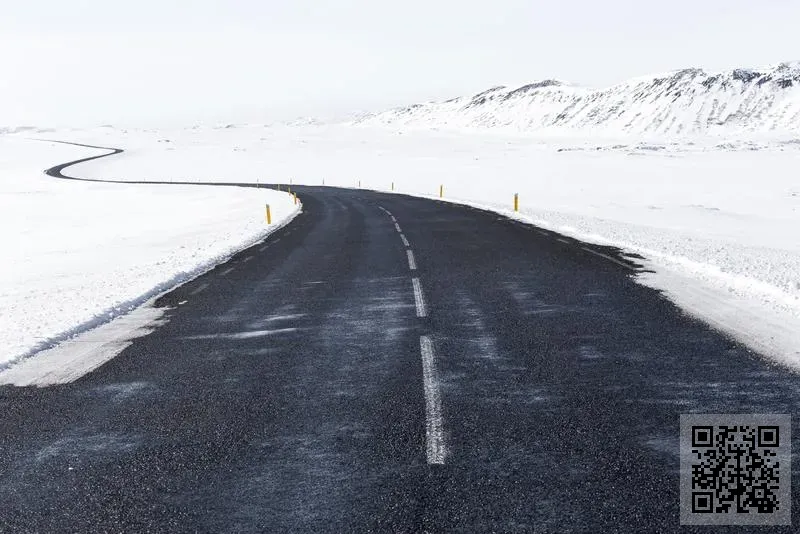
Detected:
left=1, top=0, right=798, bottom=127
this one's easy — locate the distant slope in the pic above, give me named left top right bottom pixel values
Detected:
left=355, top=62, right=800, bottom=136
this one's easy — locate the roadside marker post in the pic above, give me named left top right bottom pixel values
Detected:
left=391, top=182, right=394, bottom=191
left=514, top=193, right=519, bottom=212
left=293, top=192, right=298, bottom=205
left=265, top=204, right=272, bottom=224
left=439, top=185, right=444, bottom=198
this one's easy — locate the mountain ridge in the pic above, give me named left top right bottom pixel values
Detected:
left=355, top=61, right=800, bottom=136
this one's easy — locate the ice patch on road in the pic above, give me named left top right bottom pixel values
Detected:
left=185, top=328, right=299, bottom=340
left=92, top=381, right=156, bottom=402
left=30, top=432, right=140, bottom=464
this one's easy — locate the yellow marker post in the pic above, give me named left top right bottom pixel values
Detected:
left=514, top=193, right=519, bottom=212
left=293, top=192, right=298, bottom=205
left=265, top=204, right=272, bottom=224
left=439, top=185, right=444, bottom=198
left=391, top=182, right=394, bottom=192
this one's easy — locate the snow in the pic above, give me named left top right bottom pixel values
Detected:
left=355, top=61, right=800, bottom=137
left=3, top=114, right=799, bottom=373
left=0, top=136, right=298, bottom=370
left=51, top=124, right=800, bottom=368
left=0, top=301, right=167, bottom=387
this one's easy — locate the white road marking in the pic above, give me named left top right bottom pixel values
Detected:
left=557, top=238, right=570, bottom=244
left=400, top=234, right=410, bottom=247
left=259, top=245, right=269, bottom=252
left=391, top=216, right=397, bottom=222
left=420, top=335, right=445, bottom=465
left=189, top=282, right=209, bottom=295
left=536, top=230, right=548, bottom=236
left=243, top=256, right=253, bottom=263
left=273, top=238, right=281, bottom=243
left=581, top=246, right=634, bottom=270
left=220, top=267, right=235, bottom=276
left=407, top=250, right=417, bottom=270
left=395, top=223, right=402, bottom=233
left=412, top=277, right=427, bottom=317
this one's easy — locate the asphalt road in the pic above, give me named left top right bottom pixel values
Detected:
left=1, top=146, right=798, bottom=532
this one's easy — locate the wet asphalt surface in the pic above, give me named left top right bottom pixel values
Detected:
left=1, top=146, right=799, bottom=532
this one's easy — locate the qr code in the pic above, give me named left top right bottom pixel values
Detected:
left=680, top=414, right=791, bottom=526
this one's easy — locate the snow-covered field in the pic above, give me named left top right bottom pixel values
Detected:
left=3, top=117, right=799, bottom=372
left=0, top=136, right=297, bottom=369
left=52, top=124, right=800, bottom=367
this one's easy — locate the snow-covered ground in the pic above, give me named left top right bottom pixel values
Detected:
left=3, top=120, right=798, bottom=373
left=0, top=136, right=297, bottom=369
left=356, top=61, right=800, bottom=137
left=51, top=124, right=800, bottom=368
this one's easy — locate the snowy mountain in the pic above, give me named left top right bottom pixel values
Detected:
left=355, top=62, right=800, bottom=136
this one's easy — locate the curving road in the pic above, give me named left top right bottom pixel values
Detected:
left=0, top=145, right=797, bottom=532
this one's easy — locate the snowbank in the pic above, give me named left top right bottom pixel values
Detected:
left=61, top=124, right=800, bottom=367
left=0, top=136, right=297, bottom=368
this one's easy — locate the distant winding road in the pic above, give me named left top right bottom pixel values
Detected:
left=0, top=143, right=797, bottom=532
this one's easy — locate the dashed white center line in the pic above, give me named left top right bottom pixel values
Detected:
left=395, top=223, right=402, bottom=233
left=243, top=256, right=253, bottom=263
left=420, top=335, right=445, bottom=465
left=411, top=277, right=427, bottom=317
left=391, top=216, right=397, bottom=222
left=407, top=250, right=417, bottom=270
left=220, top=267, right=235, bottom=276
left=189, top=282, right=209, bottom=295
left=557, top=238, right=570, bottom=244
left=259, top=245, right=269, bottom=252
left=400, top=234, right=410, bottom=247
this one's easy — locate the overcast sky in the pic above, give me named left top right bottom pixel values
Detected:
left=1, top=0, right=798, bottom=127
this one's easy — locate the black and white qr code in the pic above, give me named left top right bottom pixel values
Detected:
left=680, top=414, right=791, bottom=526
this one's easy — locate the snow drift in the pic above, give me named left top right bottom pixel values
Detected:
left=356, top=62, right=800, bottom=136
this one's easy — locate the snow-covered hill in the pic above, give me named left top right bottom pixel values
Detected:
left=355, top=62, right=800, bottom=136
